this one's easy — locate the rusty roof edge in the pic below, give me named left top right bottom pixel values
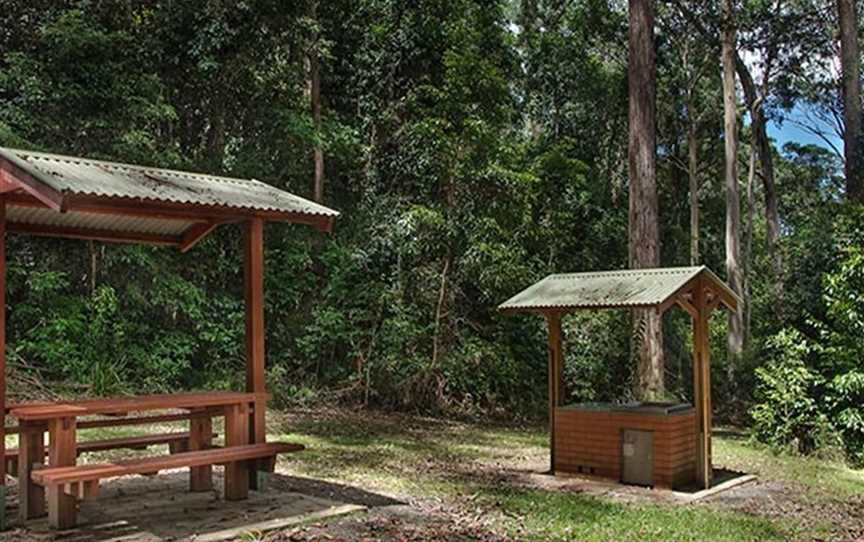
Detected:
left=0, top=147, right=66, bottom=194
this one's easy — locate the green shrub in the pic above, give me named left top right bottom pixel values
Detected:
left=750, top=329, right=841, bottom=455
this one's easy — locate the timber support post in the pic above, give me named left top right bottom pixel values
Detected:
left=244, top=218, right=267, bottom=489
left=692, top=277, right=713, bottom=489
left=545, top=311, right=563, bottom=473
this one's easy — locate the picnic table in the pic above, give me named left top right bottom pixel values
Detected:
left=10, top=391, right=302, bottom=529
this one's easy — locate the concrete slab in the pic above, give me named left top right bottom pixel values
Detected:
left=6, top=471, right=367, bottom=541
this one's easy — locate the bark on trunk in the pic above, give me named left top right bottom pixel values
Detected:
left=736, top=63, right=783, bottom=312
left=628, top=0, right=664, bottom=399
left=310, top=0, right=325, bottom=203
left=722, top=0, right=744, bottom=359
left=744, top=140, right=756, bottom=346
left=688, top=112, right=700, bottom=266
left=88, top=240, right=97, bottom=295
left=837, top=0, right=862, bottom=200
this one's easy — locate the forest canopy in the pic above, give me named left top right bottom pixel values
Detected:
left=0, top=0, right=862, bottom=465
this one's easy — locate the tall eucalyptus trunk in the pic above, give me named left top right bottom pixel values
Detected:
left=309, top=0, right=325, bottom=203
left=736, top=64, right=783, bottom=313
left=628, top=0, right=664, bottom=399
left=688, top=106, right=700, bottom=266
left=837, top=0, right=862, bottom=200
left=722, top=0, right=744, bottom=359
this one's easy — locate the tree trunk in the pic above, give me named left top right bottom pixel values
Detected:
left=722, top=0, right=744, bottom=359
left=628, top=0, right=663, bottom=399
left=688, top=108, right=700, bottom=266
left=736, top=64, right=783, bottom=313
left=744, top=139, right=756, bottom=346
left=310, top=0, right=325, bottom=203
left=88, top=240, right=97, bottom=295
left=837, top=0, right=862, bottom=200
left=431, top=253, right=450, bottom=368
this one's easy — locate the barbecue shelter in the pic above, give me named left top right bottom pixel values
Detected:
left=499, top=267, right=740, bottom=489
left=0, top=147, right=339, bottom=529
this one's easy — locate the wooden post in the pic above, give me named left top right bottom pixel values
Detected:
left=224, top=403, right=250, bottom=500
left=18, top=422, right=46, bottom=520
left=188, top=412, right=213, bottom=492
left=47, top=417, right=77, bottom=529
left=692, top=278, right=713, bottom=488
left=545, top=312, right=563, bottom=474
left=0, top=197, right=5, bottom=530
left=243, top=219, right=266, bottom=489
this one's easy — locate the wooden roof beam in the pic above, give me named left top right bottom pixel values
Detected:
left=674, top=294, right=699, bottom=319
left=0, top=158, right=65, bottom=211
left=658, top=276, right=699, bottom=315
left=179, top=222, right=219, bottom=253
left=8, top=222, right=181, bottom=247
left=704, top=283, right=738, bottom=312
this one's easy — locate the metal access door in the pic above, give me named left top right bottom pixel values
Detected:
left=621, top=429, right=653, bottom=486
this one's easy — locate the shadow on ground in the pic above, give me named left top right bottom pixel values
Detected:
left=1, top=471, right=399, bottom=542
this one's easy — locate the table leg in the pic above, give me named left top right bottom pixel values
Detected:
left=189, top=413, right=213, bottom=492
left=47, top=416, right=77, bottom=530
left=224, top=403, right=249, bottom=501
left=18, top=422, right=46, bottom=520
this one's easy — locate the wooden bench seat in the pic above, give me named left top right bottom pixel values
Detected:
left=33, top=442, right=304, bottom=528
left=5, top=431, right=211, bottom=475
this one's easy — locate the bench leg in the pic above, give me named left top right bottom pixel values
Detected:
left=47, top=417, right=77, bottom=530
left=224, top=404, right=249, bottom=501
left=18, top=422, right=46, bottom=520
left=189, top=416, right=213, bottom=492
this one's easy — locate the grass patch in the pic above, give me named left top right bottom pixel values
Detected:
left=482, top=487, right=785, bottom=542
left=714, top=431, right=864, bottom=499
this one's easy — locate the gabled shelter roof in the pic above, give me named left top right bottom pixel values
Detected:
left=498, top=266, right=740, bottom=314
left=0, top=147, right=339, bottom=249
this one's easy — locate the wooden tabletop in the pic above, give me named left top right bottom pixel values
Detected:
left=10, top=391, right=264, bottom=421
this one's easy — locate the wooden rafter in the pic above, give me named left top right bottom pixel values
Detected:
left=7, top=222, right=181, bottom=247
left=0, top=178, right=19, bottom=194
left=675, top=294, right=698, bottom=319
left=0, top=159, right=65, bottom=211
left=658, top=275, right=700, bottom=314
left=179, top=222, right=219, bottom=253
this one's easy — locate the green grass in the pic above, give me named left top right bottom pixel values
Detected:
left=482, top=487, right=784, bottom=542
left=714, top=432, right=864, bottom=499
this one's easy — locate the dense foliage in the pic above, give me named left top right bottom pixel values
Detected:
left=0, top=1, right=861, bottom=462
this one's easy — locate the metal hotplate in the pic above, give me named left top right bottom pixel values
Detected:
left=611, top=402, right=693, bottom=415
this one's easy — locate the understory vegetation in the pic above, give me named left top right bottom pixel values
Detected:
left=0, top=1, right=862, bottom=468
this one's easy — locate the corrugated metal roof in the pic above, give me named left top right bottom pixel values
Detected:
left=0, top=147, right=339, bottom=219
left=8, top=205, right=192, bottom=236
left=499, top=267, right=709, bottom=312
